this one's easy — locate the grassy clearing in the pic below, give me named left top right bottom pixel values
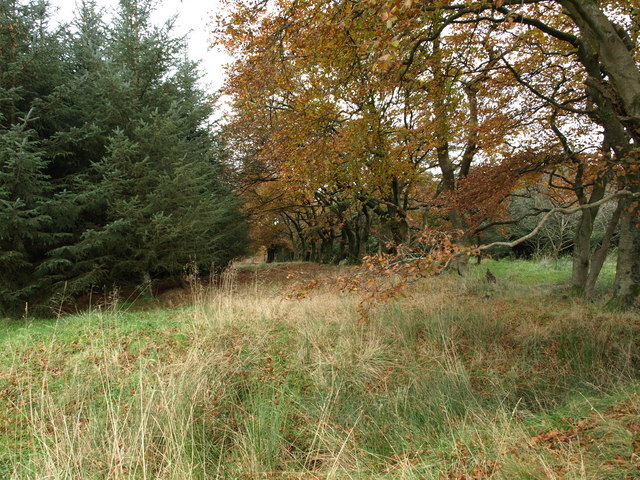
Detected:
left=474, top=255, right=616, bottom=290
left=0, top=260, right=638, bottom=479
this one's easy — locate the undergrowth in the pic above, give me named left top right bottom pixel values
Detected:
left=0, top=260, right=638, bottom=479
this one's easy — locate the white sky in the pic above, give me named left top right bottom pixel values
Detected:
left=50, top=0, right=232, bottom=94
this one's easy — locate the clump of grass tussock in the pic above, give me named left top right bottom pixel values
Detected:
left=1, top=311, right=226, bottom=479
left=1, top=260, right=639, bottom=479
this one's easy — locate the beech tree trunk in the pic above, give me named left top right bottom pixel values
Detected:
left=560, top=0, right=640, bottom=143
left=571, top=208, right=595, bottom=294
left=585, top=201, right=622, bottom=300
left=559, top=1, right=640, bottom=306
left=571, top=181, right=605, bottom=294
left=266, top=246, right=277, bottom=263
left=612, top=198, right=640, bottom=308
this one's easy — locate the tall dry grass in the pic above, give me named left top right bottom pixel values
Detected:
left=2, top=265, right=638, bottom=479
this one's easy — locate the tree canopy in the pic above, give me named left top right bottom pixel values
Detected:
left=214, top=0, right=639, bottom=306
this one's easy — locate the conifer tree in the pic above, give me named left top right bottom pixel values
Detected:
left=0, top=0, right=67, bottom=313
left=45, top=0, right=246, bottom=295
left=0, top=0, right=248, bottom=315
left=0, top=114, right=51, bottom=312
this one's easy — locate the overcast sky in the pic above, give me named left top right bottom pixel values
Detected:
left=50, top=0, right=232, bottom=93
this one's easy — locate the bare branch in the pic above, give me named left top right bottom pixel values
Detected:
left=500, top=54, right=593, bottom=115
left=478, top=190, right=639, bottom=251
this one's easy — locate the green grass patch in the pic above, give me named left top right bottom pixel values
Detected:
left=474, top=256, right=616, bottom=289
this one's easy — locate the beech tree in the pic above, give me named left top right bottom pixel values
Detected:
left=216, top=0, right=639, bottom=306
left=390, top=0, right=640, bottom=300
left=216, top=0, right=526, bottom=270
left=412, top=0, right=640, bottom=304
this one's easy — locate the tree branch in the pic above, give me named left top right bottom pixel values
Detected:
left=478, top=190, right=639, bottom=251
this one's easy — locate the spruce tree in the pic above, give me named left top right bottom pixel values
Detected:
left=47, top=0, right=247, bottom=294
left=0, top=0, right=248, bottom=315
left=0, top=0, right=67, bottom=314
left=0, top=114, right=51, bottom=313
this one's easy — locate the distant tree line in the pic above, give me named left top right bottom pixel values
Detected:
left=0, top=0, right=248, bottom=316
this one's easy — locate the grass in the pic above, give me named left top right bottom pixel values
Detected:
left=0, top=259, right=638, bottom=479
left=474, top=255, right=616, bottom=288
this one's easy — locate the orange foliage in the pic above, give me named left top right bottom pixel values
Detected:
left=214, top=0, right=638, bottom=300
left=289, top=228, right=477, bottom=321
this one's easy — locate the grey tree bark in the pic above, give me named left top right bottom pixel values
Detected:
left=611, top=199, right=640, bottom=307
left=559, top=0, right=640, bottom=306
left=585, top=201, right=622, bottom=300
